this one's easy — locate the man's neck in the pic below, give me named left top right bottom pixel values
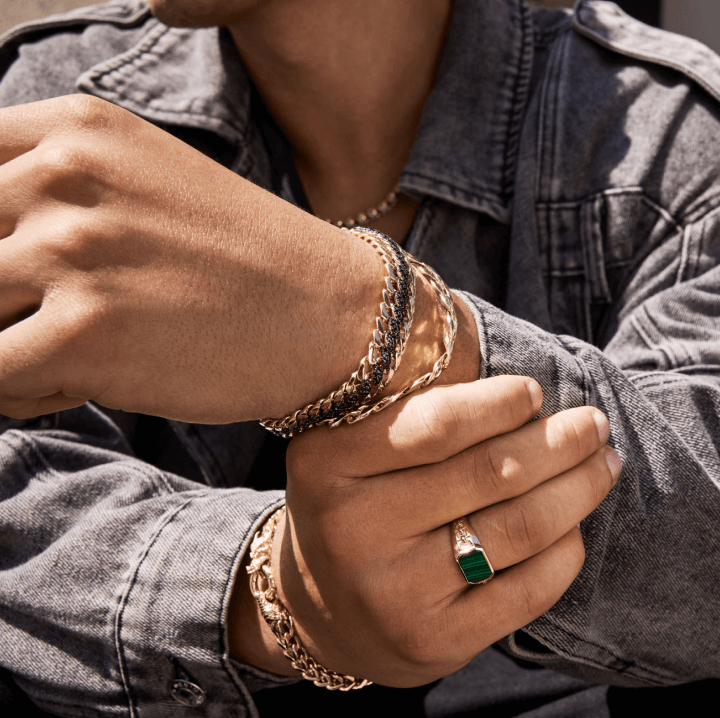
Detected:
left=229, top=0, right=452, bottom=235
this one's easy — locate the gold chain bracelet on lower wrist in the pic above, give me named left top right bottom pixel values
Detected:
left=246, top=506, right=372, bottom=691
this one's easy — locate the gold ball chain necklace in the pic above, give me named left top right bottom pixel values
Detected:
left=324, top=185, right=400, bottom=229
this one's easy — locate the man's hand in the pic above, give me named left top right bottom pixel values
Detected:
left=230, top=376, right=621, bottom=686
left=0, top=96, right=386, bottom=422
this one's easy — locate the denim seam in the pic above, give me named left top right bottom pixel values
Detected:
left=556, top=336, right=592, bottom=406
left=0, top=2, right=150, bottom=47
left=528, top=618, right=671, bottom=685
left=5, top=430, right=175, bottom=497
left=4, top=431, right=190, bottom=716
left=546, top=258, right=632, bottom=278
left=628, top=374, right=715, bottom=392
left=628, top=314, right=672, bottom=370
left=219, top=498, right=287, bottom=717
left=538, top=28, right=567, bottom=205
left=573, top=1, right=720, bottom=107
left=472, top=297, right=494, bottom=382
left=537, top=185, right=646, bottom=210
left=500, top=0, right=533, bottom=203
left=405, top=198, right=437, bottom=268
left=113, top=494, right=199, bottom=718
left=677, top=204, right=720, bottom=283
left=646, top=306, right=692, bottom=367
left=533, top=25, right=567, bottom=49
left=676, top=223, right=694, bottom=285
left=400, top=170, right=509, bottom=216
left=539, top=188, right=682, bottom=232
left=79, top=25, right=249, bottom=146
left=154, top=471, right=177, bottom=495
left=683, top=192, right=720, bottom=224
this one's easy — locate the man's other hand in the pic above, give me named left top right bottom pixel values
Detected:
left=230, top=375, right=621, bottom=685
left=0, top=96, right=387, bottom=422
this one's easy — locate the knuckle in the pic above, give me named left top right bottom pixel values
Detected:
left=31, top=141, right=106, bottom=211
left=516, top=572, right=556, bottom=620
left=42, top=217, right=99, bottom=263
left=554, top=410, right=589, bottom=457
left=398, top=391, right=456, bottom=459
left=557, top=530, right=586, bottom=584
left=515, top=533, right=585, bottom=620
left=484, top=375, right=539, bottom=429
left=62, top=94, right=121, bottom=133
left=477, top=440, right=525, bottom=496
left=504, top=376, right=539, bottom=425
left=501, top=501, right=548, bottom=556
left=390, top=619, right=447, bottom=669
left=35, top=143, right=96, bottom=183
left=36, top=212, right=110, bottom=272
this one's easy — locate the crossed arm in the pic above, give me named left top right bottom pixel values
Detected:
left=1, top=96, right=719, bottom=707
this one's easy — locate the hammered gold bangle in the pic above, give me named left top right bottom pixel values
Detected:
left=260, top=228, right=416, bottom=439
left=246, top=506, right=372, bottom=691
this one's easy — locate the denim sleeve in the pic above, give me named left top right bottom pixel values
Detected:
left=0, top=404, right=287, bottom=717
left=456, top=210, right=720, bottom=688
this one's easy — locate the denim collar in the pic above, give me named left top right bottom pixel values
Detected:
left=77, top=0, right=533, bottom=223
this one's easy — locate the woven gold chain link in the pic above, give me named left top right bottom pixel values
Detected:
left=332, top=257, right=457, bottom=425
left=247, top=506, right=372, bottom=691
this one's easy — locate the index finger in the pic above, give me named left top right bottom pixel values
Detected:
left=291, top=375, right=543, bottom=478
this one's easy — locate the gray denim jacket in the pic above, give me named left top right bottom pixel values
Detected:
left=2, top=0, right=720, bottom=715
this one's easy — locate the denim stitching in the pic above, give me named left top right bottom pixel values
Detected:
left=113, top=495, right=199, bottom=718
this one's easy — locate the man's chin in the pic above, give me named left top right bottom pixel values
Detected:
left=147, top=0, right=261, bottom=28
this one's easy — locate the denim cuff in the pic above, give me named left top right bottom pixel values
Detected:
left=116, top=489, right=286, bottom=716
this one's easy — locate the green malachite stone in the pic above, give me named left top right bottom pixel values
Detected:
left=458, top=550, right=493, bottom=583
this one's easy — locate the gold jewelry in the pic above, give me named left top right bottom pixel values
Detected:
left=261, top=228, right=416, bottom=438
left=260, top=230, right=457, bottom=437
left=452, top=516, right=495, bottom=585
left=335, top=253, right=456, bottom=426
left=246, top=506, right=372, bottom=691
left=325, top=186, right=399, bottom=229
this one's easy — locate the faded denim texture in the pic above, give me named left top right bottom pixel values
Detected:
left=1, top=0, right=720, bottom=716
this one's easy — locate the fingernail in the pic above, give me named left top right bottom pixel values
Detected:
left=604, top=449, right=622, bottom=481
left=594, top=411, right=610, bottom=442
left=527, top=380, right=543, bottom=413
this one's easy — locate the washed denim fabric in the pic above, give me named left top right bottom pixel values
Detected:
left=1, top=0, right=720, bottom=715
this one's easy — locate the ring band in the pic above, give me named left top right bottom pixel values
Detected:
left=452, top=516, right=495, bottom=584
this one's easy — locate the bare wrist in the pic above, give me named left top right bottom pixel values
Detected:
left=377, top=282, right=480, bottom=399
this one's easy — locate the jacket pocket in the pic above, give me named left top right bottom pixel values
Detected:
left=539, top=189, right=681, bottom=345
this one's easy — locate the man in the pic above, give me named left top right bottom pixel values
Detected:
left=0, top=0, right=719, bottom=716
